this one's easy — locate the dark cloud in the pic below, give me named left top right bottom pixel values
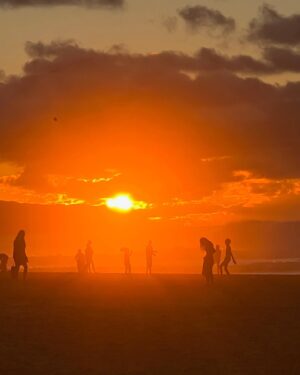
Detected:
left=23, top=40, right=300, bottom=76
left=178, top=5, right=235, bottom=33
left=0, top=41, right=300, bottom=205
left=194, top=48, right=273, bottom=74
left=0, top=0, right=124, bottom=8
left=263, top=46, right=300, bottom=72
left=123, top=48, right=274, bottom=75
left=249, top=4, right=300, bottom=46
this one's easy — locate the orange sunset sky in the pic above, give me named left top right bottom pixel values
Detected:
left=0, top=0, right=300, bottom=263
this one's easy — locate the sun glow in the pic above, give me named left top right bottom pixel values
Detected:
left=106, top=194, right=134, bottom=212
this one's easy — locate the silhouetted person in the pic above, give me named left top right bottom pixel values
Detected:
left=146, top=240, right=156, bottom=275
left=0, top=253, right=8, bottom=273
left=75, top=249, right=86, bottom=274
left=214, top=245, right=222, bottom=275
left=121, top=247, right=132, bottom=274
left=13, top=230, right=28, bottom=280
left=220, top=238, right=236, bottom=276
left=85, top=240, right=95, bottom=273
left=200, top=237, right=215, bottom=284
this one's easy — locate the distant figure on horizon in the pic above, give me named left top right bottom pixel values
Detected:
left=200, top=237, right=215, bottom=284
left=220, top=239, right=236, bottom=276
left=121, top=247, right=132, bottom=274
left=0, top=253, right=9, bottom=273
left=75, top=249, right=86, bottom=274
left=214, top=245, right=222, bottom=275
left=146, top=240, right=156, bottom=275
left=85, top=240, right=95, bottom=273
left=12, top=230, right=28, bottom=280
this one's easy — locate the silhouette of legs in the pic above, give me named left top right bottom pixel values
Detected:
left=146, top=261, right=152, bottom=275
left=125, top=262, right=131, bottom=274
left=202, top=259, right=214, bottom=284
left=15, top=263, right=28, bottom=280
left=220, top=261, right=230, bottom=275
left=87, top=261, right=91, bottom=273
left=87, top=260, right=95, bottom=273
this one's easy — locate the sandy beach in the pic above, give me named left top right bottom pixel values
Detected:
left=1, top=274, right=300, bottom=374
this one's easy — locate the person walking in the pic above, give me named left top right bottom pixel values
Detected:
left=220, top=238, right=236, bottom=275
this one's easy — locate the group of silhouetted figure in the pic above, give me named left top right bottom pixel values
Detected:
left=119, top=240, right=156, bottom=275
left=74, top=240, right=156, bottom=276
left=75, top=240, right=96, bottom=274
left=0, top=231, right=236, bottom=283
left=200, top=237, right=236, bottom=284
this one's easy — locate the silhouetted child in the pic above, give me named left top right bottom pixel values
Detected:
left=85, top=240, right=95, bottom=273
left=13, top=230, right=28, bottom=280
left=0, top=253, right=8, bottom=272
left=75, top=249, right=86, bottom=274
left=220, top=238, right=236, bottom=275
left=146, top=240, right=156, bottom=275
left=121, top=247, right=132, bottom=274
left=200, top=237, right=215, bottom=284
left=214, top=245, right=222, bottom=275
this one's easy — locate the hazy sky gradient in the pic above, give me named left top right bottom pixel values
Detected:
left=1, top=0, right=300, bottom=74
left=1, top=0, right=300, bottom=256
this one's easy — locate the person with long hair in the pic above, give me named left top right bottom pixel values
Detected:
left=200, top=237, right=215, bottom=284
left=13, top=230, right=28, bottom=280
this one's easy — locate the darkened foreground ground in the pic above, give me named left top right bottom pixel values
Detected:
left=1, top=274, right=300, bottom=375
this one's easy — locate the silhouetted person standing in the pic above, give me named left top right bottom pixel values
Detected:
left=146, top=240, right=156, bottom=275
left=214, top=245, right=222, bottom=275
left=85, top=240, right=95, bottom=273
left=13, top=230, right=28, bottom=280
left=220, top=238, right=236, bottom=275
left=75, top=249, right=86, bottom=274
left=200, top=237, right=215, bottom=284
left=0, top=253, right=8, bottom=273
left=121, top=247, right=132, bottom=274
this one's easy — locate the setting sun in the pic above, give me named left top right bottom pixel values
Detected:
left=106, top=194, right=134, bottom=212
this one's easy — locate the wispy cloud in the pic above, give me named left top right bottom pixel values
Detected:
left=0, top=0, right=124, bottom=8
left=178, top=5, right=235, bottom=34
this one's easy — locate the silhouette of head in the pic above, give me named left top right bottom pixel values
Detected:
left=225, top=238, right=231, bottom=246
left=16, top=230, right=25, bottom=240
left=200, top=237, right=214, bottom=250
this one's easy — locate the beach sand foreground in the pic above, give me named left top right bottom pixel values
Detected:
left=0, top=274, right=300, bottom=374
